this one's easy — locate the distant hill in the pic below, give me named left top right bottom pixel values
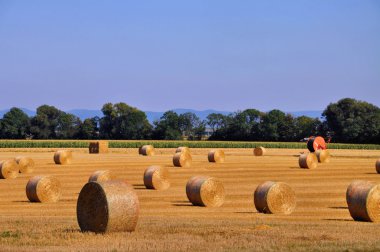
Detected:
left=0, top=108, right=323, bottom=122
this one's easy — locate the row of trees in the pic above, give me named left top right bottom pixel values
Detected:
left=0, top=98, right=379, bottom=143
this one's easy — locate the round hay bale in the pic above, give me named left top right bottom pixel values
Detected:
left=298, top=153, right=318, bottom=169
left=15, top=156, right=35, bottom=173
left=173, top=152, right=192, bottom=167
left=77, top=180, right=139, bottom=233
left=186, top=176, right=225, bottom=207
left=141, top=145, right=155, bottom=156
left=316, top=150, right=330, bottom=163
left=346, top=180, right=380, bottom=222
left=143, top=166, right=170, bottom=190
left=176, top=146, right=190, bottom=154
left=0, top=159, right=19, bottom=179
left=26, top=176, right=61, bottom=203
left=254, top=181, right=296, bottom=214
left=208, top=150, right=225, bottom=163
left=254, top=147, right=266, bottom=156
left=88, top=170, right=113, bottom=183
left=376, top=159, right=380, bottom=174
left=54, top=150, right=72, bottom=165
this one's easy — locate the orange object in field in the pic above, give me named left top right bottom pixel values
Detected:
left=307, top=136, right=327, bottom=152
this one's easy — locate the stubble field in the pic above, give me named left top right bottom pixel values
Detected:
left=0, top=148, right=380, bottom=251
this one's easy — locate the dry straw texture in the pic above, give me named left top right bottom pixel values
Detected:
left=89, top=141, right=109, bottom=154
left=88, top=170, right=113, bottom=183
left=254, top=147, right=266, bottom=156
left=186, top=176, right=225, bottom=207
left=176, top=146, right=190, bottom=154
left=299, top=153, right=318, bottom=169
left=77, top=180, right=139, bottom=233
left=254, top=181, right=296, bottom=214
left=143, top=166, right=170, bottom=190
left=26, top=176, right=61, bottom=203
left=141, top=145, right=155, bottom=156
left=376, top=159, right=380, bottom=174
left=54, top=150, right=72, bottom=165
left=0, top=159, right=19, bottom=179
left=208, top=150, right=225, bottom=163
left=173, top=152, right=192, bottom=167
left=316, top=150, right=331, bottom=163
left=15, top=156, right=35, bottom=173
left=346, top=180, right=380, bottom=222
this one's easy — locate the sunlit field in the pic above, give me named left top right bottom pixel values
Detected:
left=1, top=148, right=380, bottom=251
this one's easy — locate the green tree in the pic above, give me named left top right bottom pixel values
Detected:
left=323, top=98, right=380, bottom=143
left=294, top=116, right=321, bottom=140
left=153, top=111, right=182, bottom=140
left=99, top=102, right=152, bottom=139
left=227, top=109, right=262, bottom=140
left=30, top=105, right=80, bottom=139
left=179, top=112, right=206, bottom=140
left=0, top=107, right=30, bottom=139
left=78, top=117, right=99, bottom=139
left=30, top=105, right=61, bottom=139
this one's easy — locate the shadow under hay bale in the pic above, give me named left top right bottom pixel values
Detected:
left=54, top=150, right=72, bottom=165
left=254, top=147, right=266, bottom=156
left=88, top=170, right=113, bottom=183
left=376, top=159, right=380, bottom=174
left=15, top=156, right=35, bottom=174
left=0, top=159, right=19, bottom=179
left=346, top=180, right=380, bottom=222
left=173, top=152, right=192, bottom=167
left=254, top=181, right=296, bottom=214
left=77, top=180, right=139, bottom=233
left=299, top=153, right=318, bottom=169
left=26, top=176, right=61, bottom=203
left=208, top=150, right=225, bottom=163
left=141, top=145, right=155, bottom=156
left=143, top=166, right=170, bottom=190
left=316, top=150, right=330, bottom=163
left=186, top=176, right=225, bottom=207
left=89, top=141, right=109, bottom=154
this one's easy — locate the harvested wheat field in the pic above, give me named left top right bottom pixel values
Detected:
left=1, top=148, right=380, bottom=251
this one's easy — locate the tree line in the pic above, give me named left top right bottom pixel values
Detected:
left=0, top=98, right=379, bottom=143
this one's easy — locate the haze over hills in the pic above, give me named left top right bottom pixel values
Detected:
left=0, top=108, right=324, bottom=123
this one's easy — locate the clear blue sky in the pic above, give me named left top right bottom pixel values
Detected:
left=0, top=1, right=379, bottom=112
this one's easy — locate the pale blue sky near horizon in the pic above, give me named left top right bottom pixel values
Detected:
left=0, top=1, right=379, bottom=112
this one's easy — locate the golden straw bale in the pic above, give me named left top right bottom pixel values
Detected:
left=298, top=153, right=318, bottom=169
left=316, top=150, right=330, bottom=163
left=143, top=166, right=170, bottom=190
left=186, top=176, right=225, bottom=207
left=254, top=147, right=266, bottom=156
left=346, top=180, right=380, bottom=222
left=0, top=159, right=19, bottom=179
left=77, top=180, right=139, bottom=233
left=88, top=170, right=113, bottom=183
left=173, top=152, right=192, bottom=167
left=15, top=156, right=35, bottom=174
left=89, top=141, right=109, bottom=154
left=54, top=150, right=72, bottom=165
left=176, top=146, right=190, bottom=154
left=208, top=150, right=225, bottom=163
left=141, top=145, right=155, bottom=156
left=26, top=176, right=61, bottom=203
left=376, top=159, right=380, bottom=174
left=254, top=181, right=296, bottom=214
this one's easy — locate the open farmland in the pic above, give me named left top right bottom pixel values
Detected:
left=1, top=148, right=380, bottom=251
